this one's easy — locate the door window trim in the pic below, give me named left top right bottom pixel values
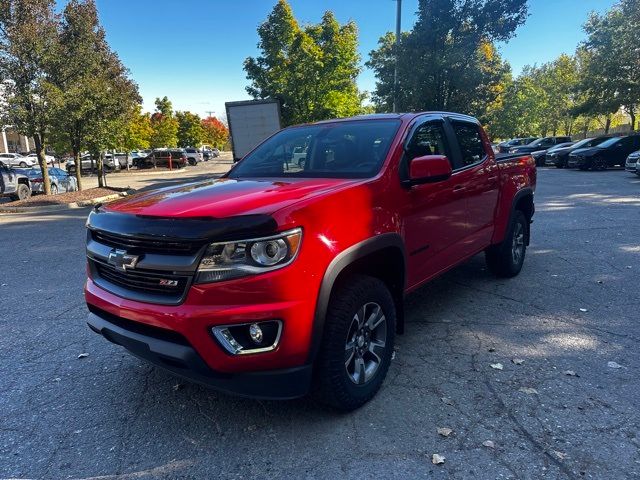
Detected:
left=399, top=115, right=456, bottom=185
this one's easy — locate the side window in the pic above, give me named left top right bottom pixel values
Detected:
left=451, top=121, right=486, bottom=167
left=406, top=122, right=450, bottom=161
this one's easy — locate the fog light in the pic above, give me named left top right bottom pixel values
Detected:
left=249, top=323, right=263, bottom=344
left=211, top=320, right=282, bottom=355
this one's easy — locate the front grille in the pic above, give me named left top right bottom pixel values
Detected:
left=93, top=260, right=189, bottom=297
left=91, top=229, right=201, bottom=255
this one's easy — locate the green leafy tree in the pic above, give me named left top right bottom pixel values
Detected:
left=244, top=0, right=364, bottom=125
left=0, top=0, right=59, bottom=195
left=576, top=0, right=640, bottom=131
left=150, top=96, right=178, bottom=147
left=120, top=104, right=152, bottom=152
left=176, top=111, right=203, bottom=148
left=367, top=0, right=527, bottom=121
left=50, top=0, right=139, bottom=189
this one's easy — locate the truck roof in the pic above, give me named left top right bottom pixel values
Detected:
left=312, top=111, right=479, bottom=125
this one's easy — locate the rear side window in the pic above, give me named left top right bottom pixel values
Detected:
left=451, top=121, right=486, bottom=167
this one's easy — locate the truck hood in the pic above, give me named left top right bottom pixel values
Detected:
left=105, top=177, right=361, bottom=218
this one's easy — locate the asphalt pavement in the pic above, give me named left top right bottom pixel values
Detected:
left=1, top=168, right=639, bottom=480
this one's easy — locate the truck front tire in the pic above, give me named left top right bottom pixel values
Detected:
left=485, top=210, right=527, bottom=278
left=313, top=275, right=396, bottom=411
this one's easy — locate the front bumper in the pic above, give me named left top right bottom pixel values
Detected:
left=87, top=309, right=312, bottom=399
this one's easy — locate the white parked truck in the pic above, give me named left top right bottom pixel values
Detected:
left=225, top=99, right=282, bottom=162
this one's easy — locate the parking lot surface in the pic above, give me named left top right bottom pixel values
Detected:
left=1, top=169, right=639, bottom=480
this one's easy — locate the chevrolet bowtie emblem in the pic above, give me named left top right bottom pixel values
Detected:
left=107, top=249, right=140, bottom=272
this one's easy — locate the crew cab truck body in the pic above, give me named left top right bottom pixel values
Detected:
left=85, top=112, right=536, bottom=410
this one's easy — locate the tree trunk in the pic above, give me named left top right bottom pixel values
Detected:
left=604, top=116, right=611, bottom=134
left=33, top=134, right=51, bottom=196
left=630, top=109, right=636, bottom=132
left=73, top=146, right=83, bottom=191
left=97, top=151, right=105, bottom=188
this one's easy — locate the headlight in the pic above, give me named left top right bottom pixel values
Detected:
left=195, top=228, right=302, bottom=283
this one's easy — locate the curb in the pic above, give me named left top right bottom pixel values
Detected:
left=0, top=189, right=134, bottom=214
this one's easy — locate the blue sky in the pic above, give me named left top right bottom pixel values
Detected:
left=94, top=0, right=614, bottom=118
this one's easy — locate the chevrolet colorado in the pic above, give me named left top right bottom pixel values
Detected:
left=85, top=112, right=536, bottom=411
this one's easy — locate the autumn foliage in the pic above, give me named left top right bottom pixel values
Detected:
left=201, top=116, right=229, bottom=148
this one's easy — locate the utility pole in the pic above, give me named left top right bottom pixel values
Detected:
left=392, top=0, right=402, bottom=113
left=205, top=110, right=215, bottom=118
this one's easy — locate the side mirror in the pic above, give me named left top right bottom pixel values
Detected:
left=406, top=155, right=452, bottom=186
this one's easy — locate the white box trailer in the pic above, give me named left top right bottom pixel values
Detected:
left=225, top=99, right=282, bottom=162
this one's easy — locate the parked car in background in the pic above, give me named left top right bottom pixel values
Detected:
left=27, top=167, right=78, bottom=194
left=545, top=137, right=610, bottom=168
left=184, top=148, right=203, bottom=166
left=509, top=136, right=572, bottom=155
left=26, top=153, right=56, bottom=165
left=0, top=153, right=36, bottom=168
left=0, top=161, right=31, bottom=200
left=66, top=154, right=120, bottom=174
left=133, top=149, right=188, bottom=169
left=636, top=159, right=640, bottom=177
left=567, top=135, right=640, bottom=170
left=291, top=145, right=307, bottom=168
left=531, top=142, right=575, bottom=167
left=625, top=150, right=640, bottom=173
left=497, top=137, right=538, bottom=153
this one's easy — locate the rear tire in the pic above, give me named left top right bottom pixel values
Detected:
left=312, top=275, right=396, bottom=411
left=19, top=161, right=27, bottom=167
left=485, top=210, right=527, bottom=278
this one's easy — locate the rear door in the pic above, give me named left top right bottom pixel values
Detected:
left=447, top=118, right=500, bottom=253
left=401, top=116, right=470, bottom=287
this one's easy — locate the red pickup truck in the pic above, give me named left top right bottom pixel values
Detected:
left=85, top=112, right=535, bottom=410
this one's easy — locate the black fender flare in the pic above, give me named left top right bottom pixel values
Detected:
left=511, top=187, right=534, bottom=245
left=307, top=233, right=407, bottom=363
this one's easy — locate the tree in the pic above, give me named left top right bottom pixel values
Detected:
left=149, top=96, right=178, bottom=147
left=244, top=0, right=365, bottom=125
left=367, top=0, right=527, bottom=121
left=120, top=104, right=151, bottom=153
left=50, top=0, right=139, bottom=189
left=0, top=0, right=59, bottom=195
left=201, top=116, right=228, bottom=148
left=576, top=0, right=640, bottom=131
left=176, top=111, right=203, bottom=148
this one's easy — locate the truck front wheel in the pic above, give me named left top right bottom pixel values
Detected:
left=313, top=275, right=396, bottom=411
left=485, top=210, right=527, bottom=278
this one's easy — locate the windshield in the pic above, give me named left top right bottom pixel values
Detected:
left=597, top=137, right=620, bottom=148
left=571, top=138, right=595, bottom=149
left=228, top=120, right=401, bottom=179
left=528, top=138, right=549, bottom=147
left=27, top=169, right=42, bottom=178
left=548, top=142, right=574, bottom=152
